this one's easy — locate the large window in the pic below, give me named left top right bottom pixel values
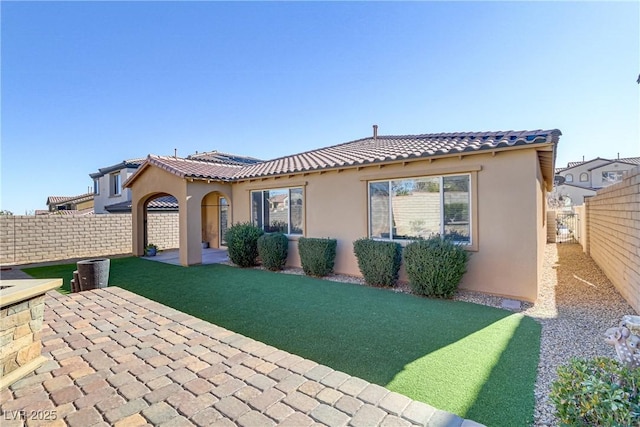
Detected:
left=110, top=173, right=121, bottom=196
left=251, top=188, right=303, bottom=234
left=369, top=174, right=471, bottom=244
left=602, top=171, right=623, bottom=185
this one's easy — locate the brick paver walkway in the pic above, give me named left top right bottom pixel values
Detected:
left=1, top=287, right=483, bottom=426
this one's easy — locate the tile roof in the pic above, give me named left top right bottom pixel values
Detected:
left=587, top=158, right=640, bottom=171
left=145, top=155, right=244, bottom=181
left=187, top=151, right=262, bottom=165
left=105, top=196, right=178, bottom=213
left=90, top=158, right=147, bottom=178
left=619, top=157, right=640, bottom=165
left=561, top=156, right=640, bottom=171
left=233, top=129, right=561, bottom=179
left=46, top=207, right=95, bottom=216
left=46, top=193, right=94, bottom=206
left=125, top=129, right=560, bottom=187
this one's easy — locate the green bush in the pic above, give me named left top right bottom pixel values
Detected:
left=550, top=357, right=640, bottom=426
left=353, top=239, right=402, bottom=287
left=224, top=222, right=264, bottom=267
left=404, top=236, right=470, bottom=298
left=257, top=233, right=289, bottom=271
left=298, top=237, right=337, bottom=277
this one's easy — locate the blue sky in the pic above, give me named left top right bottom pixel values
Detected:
left=1, top=1, right=639, bottom=214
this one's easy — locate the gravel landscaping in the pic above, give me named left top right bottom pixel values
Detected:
left=227, top=242, right=636, bottom=426
left=524, top=243, right=636, bottom=426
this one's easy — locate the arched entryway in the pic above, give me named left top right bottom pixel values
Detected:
left=126, top=159, right=234, bottom=266
left=141, top=192, right=179, bottom=251
left=201, top=192, right=231, bottom=249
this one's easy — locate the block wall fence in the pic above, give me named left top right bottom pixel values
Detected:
left=0, top=213, right=179, bottom=266
left=584, top=166, right=640, bottom=313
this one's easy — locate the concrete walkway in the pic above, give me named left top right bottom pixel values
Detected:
left=0, top=285, right=483, bottom=427
left=142, top=248, right=230, bottom=266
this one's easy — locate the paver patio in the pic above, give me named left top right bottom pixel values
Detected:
left=0, top=283, right=483, bottom=426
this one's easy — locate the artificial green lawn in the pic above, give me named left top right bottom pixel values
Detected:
left=25, top=257, right=541, bottom=426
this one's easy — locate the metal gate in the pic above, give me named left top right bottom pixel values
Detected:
left=556, top=212, right=580, bottom=244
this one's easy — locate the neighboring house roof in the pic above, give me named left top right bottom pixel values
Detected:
left=46, top=193, right=94, bottom=206
left=45, top=207, right=95, bottom=216
left=557, top=156, right=640, bottom=173
left=587, top=159, right=640, bottom=171
left=90, top=158, right=146, bottom=178
left=556, top=182, right=597, bottom=192
left=125, top=129, right=561, bottom=188
left=187, top=150, right=262, bottom=165
left=105, top=195, right=178, bottom=213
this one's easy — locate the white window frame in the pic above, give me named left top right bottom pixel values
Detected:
left=565, top=173, right=573, bottom=183
left=93, top=178, right=100, bottom=195
left=110, top=172, right=121, bottom=196
left=368, top=173, right=472, bottom=245
left=579, top=172, right=589, bottom=182
left=250, top=187, right=303, bottom=235
left=602, top=170, right=623, bottom=184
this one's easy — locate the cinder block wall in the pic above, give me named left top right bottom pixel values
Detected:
left=585, top=166, right=640, bottom=312
left=0, top=213, right=179, bottom=266
left=147, top=213, right=179, bottom=250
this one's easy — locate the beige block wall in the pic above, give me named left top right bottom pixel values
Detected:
left=232, top=149, right=543, bottom=301
left=573, top=204, right=587, bottom=251
left=0, top=213, right=178, bottom=266
left=585, top=166, right=640, bottom=312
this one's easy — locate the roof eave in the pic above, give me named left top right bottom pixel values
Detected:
left=123, top=156, right=152, bottom=189
left=234, top=141, right=555, bottom=182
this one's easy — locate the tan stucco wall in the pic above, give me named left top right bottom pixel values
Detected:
left=585, top=166, right=640, bottom=312
left=0, top=213, right=178, bottom=266
left=230, top=149, right=544, bottom=301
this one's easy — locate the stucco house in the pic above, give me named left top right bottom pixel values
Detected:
left=90, top=152, right=260, bottom=214
left=552, top=156, right=640, bottom=206
left=43, top=193, right=94, bottom=215
left=124, top=128, right=561, bottom=302
left=90, top=158, right=147, bottom=214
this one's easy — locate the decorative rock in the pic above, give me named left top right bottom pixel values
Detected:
left=604, top=318, right=640, bottom=368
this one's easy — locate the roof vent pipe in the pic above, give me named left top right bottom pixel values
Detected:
left=618, top=152, right=620, bottom=159
left=174, top=148, right=177, bottom=159
left=373, top=125, right=378, bottom=141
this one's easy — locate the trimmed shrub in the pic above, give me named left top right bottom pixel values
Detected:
left=353, top=238, right=402, bottom=287
left=550, top=357, right=640, bottom=426
left=404, top=236, right=470, bottom=298
left=257, top=233, right=289, bottom=271
left=224, top=222, right=264, bottom=267
left=298, top=237, right=337, bottom=277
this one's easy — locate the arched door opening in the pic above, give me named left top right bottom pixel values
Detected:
left=142, top=192, right=180, bottom=252
left=201, top=192, right=231, bottom=249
